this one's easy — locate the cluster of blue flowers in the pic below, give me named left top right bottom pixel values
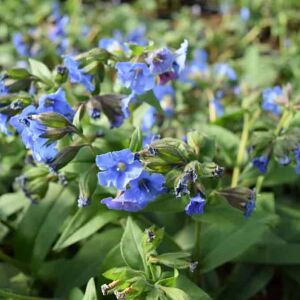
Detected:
left=96, top=149, right=165, bottom=211
left=9, top=89, right=74, bottom=165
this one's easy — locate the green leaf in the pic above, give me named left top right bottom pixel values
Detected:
left=129, top=127, right=143, bottom=152
left=69, top=288, right=84, bottom=300
left=28, top=58, right=53, bottom=86
left=6, top=68, right=31, bottom=80
left=218, top=265, right=273, bottom=300
left=120, top=217, right=146, bottom=271
left=82, top=278, right=97, bottom=300
left=0, top=192, right=27, bottom=220
left=151, top=252, right=190, bottom=269
left=176, top=275, right=212, bottom=300
left=137, top=90, right=164, bottom=114
left=159, top=286, right=189, bottom=300
left=13, top=184, right=75, bottom=270
left=103, top=267, right=145, bottom=281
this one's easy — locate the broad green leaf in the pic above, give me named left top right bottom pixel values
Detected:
left=54, top=228, right=122, bottom=297
left=82, top=278, right=97, bottom=300
left=160, top=286, right=189, bottom=300
left=13, top=184, right=75, bottom=270
left=54, top=209, right=120, bottom=250
left=6, top=68, right=31, bottom=80
left=29, top=58, right=53, bottom=86
left=176, top=275, right=212, bottom=300
left=69, top=288, right=84, bottom=300
left=218, top=265, right=273, bottom=300
left=120, top=217, right=146, bottom=271
left=0, top=192, right=27, bottom=219
left=103, top=267, right=145, bottom=281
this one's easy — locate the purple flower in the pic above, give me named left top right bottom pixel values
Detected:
left=38, top=88, right=74, bottom=122
left=215, top=63, right=237, bottom=81
left=262, top=86, right=282, bottom=116
left=115, top=62, right=155, bottom=95
left=101, top=171, right=165, bottom=211
left=146, top=48, right=175, bottom=75
left=64, top=56, right=94, bottom=92
left=252, top=155, right=269, bottom=173
left=96, top=149, right=143, bottom=190
left=185, top=194, right=206, bottom=216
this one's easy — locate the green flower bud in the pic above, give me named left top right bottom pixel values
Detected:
left=29, top=112, right=75, bottom=129
left=54, top=66, right=68, bottom=84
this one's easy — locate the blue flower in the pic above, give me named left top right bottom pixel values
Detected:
left=252, top=155, right=269, bottom=173
left=294, top=147, right=300, bottom=174
left=141, top=107, right=156, bottom=131
left=240, top=7, right=250, bottom=22
left=48, top=15, right=69, bottom=54
left=12, top=32, right=30, bottom=56
left=63, top=56, right=94, bottom=92
left=98, top=38, right=129, bottom=53
left=185, top=194, right=206, bottom=216
left=173, top=39, right=189, bottom=75
left=0, top=79, right=10, bottom=135
left=124, top=171, right=165, bottom=204
left=127, top=26, right=148, bottom=46
left=115, top=62, right=155, bottom=95
left=96, top=149, right=143, bottom=190
left=38, top=88, right=74, bottom=122
left=146, top=48, right=175, bottom=75
left=142, top=132, right=160, bottom=147
left=244, top=190, right=256, bottom=218
left=153, top=85, right=175, bottom=116
left=262, top=86, right=282, bottom=116
left=279, top=155, right=291, bottom=166
left=215, top=63, right=237, bottom=81
left=31, top=137, right=58, bottom=164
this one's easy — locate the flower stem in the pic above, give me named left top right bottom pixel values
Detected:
left=231, top=113, right=250, bottom=187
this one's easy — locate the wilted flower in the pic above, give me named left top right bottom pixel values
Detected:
left=63, top=56, right=94, bottom=92
left=252, top=155, right=269, bottom=173
left=96, top=149, right=143, bottom=190
left=185, top=193, right=206, bottom=216
left=115, top=62, right=155, bottom=95
left=262, top=86, right=283, bottom=116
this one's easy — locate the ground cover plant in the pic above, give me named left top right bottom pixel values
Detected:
left=1, top=0, right=300, bottom=299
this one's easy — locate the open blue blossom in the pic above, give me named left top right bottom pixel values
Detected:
left=244, top=190, right=256, bottom=218
left=153, top=85, right=175, bottom=116
left=262, top=86, right=282, bottom=116
left=12, top=33, right=30, bottom=56
left=115, top=62, right=155, bottom=95
left=96, top=149, right=143, bottom=190
left=215, top=63, right=237, bottom=81
left=38, top=88, right=74, bottom=122
left=99, top=38, right=129, bottom=53
left=101, top=171, right=165, bottom=211
left=240, top=7, right=250, bottom=22
left=64, top=56, right=94, bottom=92
left=252, top=155, right=269, bottom=173
left=146, top=48, right=175, bottom=75
left=294, top=147, right=300, bottom=174
left=185, top=194, right=206, bottom=216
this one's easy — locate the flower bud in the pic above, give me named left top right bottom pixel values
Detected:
left=29, top=112, right=75, bottom=129
left=54, top=65, right=68, bottom=84
left=218, top=187, right=256, bottom=218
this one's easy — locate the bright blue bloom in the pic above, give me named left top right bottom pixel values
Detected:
left=98, top=38, right=129, bottom=53
left=115, top=62, right=155, bottom=95
left=127, top=26, right=148, bottom=46
left=240, top=7, right=250, bottom=22
left=244, top=190, right=256, bottom=218
left=215, top=63, right=237, bottom=81
left=141, top=107, right=156, bottom=131
left=185, top=193, right=206, bottom=216
left=146, top=48, right=175, bottom=75
left=262, top=86, right=282, bottom=116
left=63, top=56, right=94, bottom=92
left=294, top=147, right=300, bottom=174
left=252, top=155, right=269, bottom=173
left=153, top=85, right=175, bottom=116
left=12, top=33, right=30, bottom=56
left=31, top=137, right=58, bottom=164
left=102, top=171, right=166, bottom=211
left=173, top=39, right=189, bottom=75
left=96, top=149, right=143, bottom=190
left=38, top=88, right=74, bottom=122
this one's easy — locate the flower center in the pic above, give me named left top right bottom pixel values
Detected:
left=139, top=179, right=150, bottom=193
left=116, top=162, right=126, bottom=172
